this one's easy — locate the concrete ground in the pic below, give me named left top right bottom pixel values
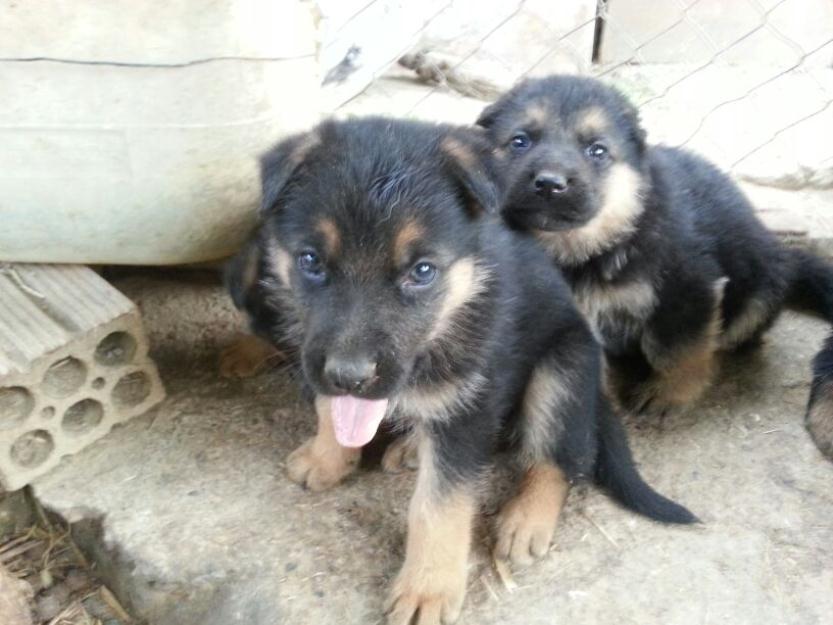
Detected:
left=31, top=270, right=833, bottom=625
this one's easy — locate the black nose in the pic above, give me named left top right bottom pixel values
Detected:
left=324, top=356, right=377, bottom=393
left=533, top=173, right=569, bottom=196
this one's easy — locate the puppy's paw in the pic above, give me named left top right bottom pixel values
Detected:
left=494, top=495, right=555, bottom=567
left=219, top=335, right=283, bottom=379
left=286, top=438, right=359, bottom=491
left=628, top=373, right=706, bottom=416
left=494, top=464, right=567, bottom=567
left=381, top=435, right=419, bottom=474
left=386, top=566, right=466, bottom=625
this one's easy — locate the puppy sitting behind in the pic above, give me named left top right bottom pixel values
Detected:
left=477, top=75, right=833, bottom=460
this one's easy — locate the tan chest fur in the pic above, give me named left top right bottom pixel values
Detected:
left=572, top=278, right=657, bottom=344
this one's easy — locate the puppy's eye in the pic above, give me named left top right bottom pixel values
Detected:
left=405, top=261, right=437, bottom=288
left=297, top=251, right=326, bottom=283
left=509, top=132, right=531, bottom=151
left=586, top=142, right=608, bottom=159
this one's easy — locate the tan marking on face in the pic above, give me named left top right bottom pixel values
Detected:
left=285, top=395, right=361, bottom=491
left=524, top=102, right=550, bottom=128
left=521, top=363, right=572, bottom=461
left=535, top=163, right=644, bottom=266
left=807, top=381, right=833, bottom=459
left=576, top=106, right=609, bottom=137
left=219, top=334, right=284, bottom=379
left=719, top=296, right=771, bottom=350
left=494, top=462, right=569, bottom=566
left=387, top=434, right=475, bottom=625
left=393, top=219, right=424, bottom=265
left=266, top=244, right=292, bottom=286
left=395, top=372, right=487, bottom=422
left=429, top=257, right=491, bottom=341
left=639, top=278, right=726, bottom=409
left=315, top=217, right=341, bottom=257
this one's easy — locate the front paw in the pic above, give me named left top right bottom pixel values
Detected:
left=386, top=565, right=466, bottom=625
left=493, top=464, right=566, bottom=566
left=286, top=437, right=359, bottom=491
left=494, top=497, right=556, bottom=567
left=381, top=435, right=420, bottom=474
left=626, top=374, right=706, bottom=416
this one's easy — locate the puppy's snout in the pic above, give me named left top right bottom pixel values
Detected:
left=324, top=355, right=378, bottom=394
left=533, top=172, right=570, bottom=197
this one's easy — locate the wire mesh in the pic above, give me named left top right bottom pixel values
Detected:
left=371, top=0, right=833, bottom=187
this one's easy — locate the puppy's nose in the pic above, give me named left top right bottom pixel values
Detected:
left=324, top=356, right=377, bottom=393
left=533, top=172, right=569, bottom=196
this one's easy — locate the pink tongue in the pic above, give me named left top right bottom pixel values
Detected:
left=330, top=395, right=389, bottom=448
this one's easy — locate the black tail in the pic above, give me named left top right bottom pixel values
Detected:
left=786, top=248, right=833, bottom=459
left=594, top=402, right=698, bottom=524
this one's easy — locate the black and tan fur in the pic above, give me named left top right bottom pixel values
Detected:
left=477, top=75, right=833, bottom=459
left=226, top=117, right=695, bottom=624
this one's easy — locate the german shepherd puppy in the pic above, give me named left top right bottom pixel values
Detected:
left=227, top=117, right=695, bottom=624
left=477, top=75, right=833, bottom=459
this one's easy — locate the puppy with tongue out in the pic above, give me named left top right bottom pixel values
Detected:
left=228, top=117, right=695, bottom=625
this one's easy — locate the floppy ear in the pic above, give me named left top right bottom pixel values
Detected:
left=441, top=130, right=500, bottom=216
left=259, top=131, right=319, bottom=214
left=225, top=230, right=263, bottom=311
left=629, top=110, right=648, bottom=156
left=475, top=101, right=501, bottom=129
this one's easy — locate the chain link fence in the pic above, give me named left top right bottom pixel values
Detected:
left=332, top=0, right=833, bottom=192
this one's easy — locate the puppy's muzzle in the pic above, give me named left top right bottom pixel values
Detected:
left=533, top=171, right=571, bottom=197
left=324, top=354, right=378, bottom=394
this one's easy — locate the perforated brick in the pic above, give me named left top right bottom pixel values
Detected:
left=0, top=264, right=164, bottom=490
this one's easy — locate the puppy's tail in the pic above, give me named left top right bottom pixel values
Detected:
left=785, top=248, right=833, bottom=459
left=594, top=402, right=698, bottom=524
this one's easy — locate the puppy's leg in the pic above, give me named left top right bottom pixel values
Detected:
left=495, top=358, right=577, bottom=566
left=634, top=277, right=726, bottom=413
left=287, top=396, right=360, bottom=491
left=387, top=434, right=477, bottom=625
left=381, top=431, right=420, bottom=473
left=494, top=462, right=568, bottom=566
left=219, top=333, right=284, bottom=378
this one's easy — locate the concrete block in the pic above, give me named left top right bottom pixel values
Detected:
left=0, top=264, right=164, bottom=490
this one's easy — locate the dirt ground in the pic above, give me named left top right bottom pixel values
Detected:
left=25, top=270, right=833, bottom=625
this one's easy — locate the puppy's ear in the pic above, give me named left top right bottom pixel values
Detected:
left=441, top=130, right=500, bottom=216
left=259, top=131, right=319, bottom=214
left=629, top=112, right=648, bottom=156
left=225, top=231, right=263, bottom=311
left=616, top=95, right=647, bottom=156
left=475, top=101, right=501, bottom=129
